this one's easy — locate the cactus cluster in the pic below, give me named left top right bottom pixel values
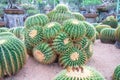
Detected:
left=113, top=65, right=120, bottom=80
left=102, top=16, right=118, bottom=28
left=53, top=66, right=105, bottom=80
left=24, top=4, right=104, bottom=80
left=100, top=28, right=116, bottom=43
left=0, top=32, right=26, bottom=77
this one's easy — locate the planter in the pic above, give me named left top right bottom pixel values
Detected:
left=84, top=13, right=98, bottom=18
left=4, top=9, right=24, bottom=14
left=97, top=6, right=108, bottom=12
left=0, top=21, right=6, bottom=27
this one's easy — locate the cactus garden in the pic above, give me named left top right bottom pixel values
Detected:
left=0, top=0, right=120, bottom=80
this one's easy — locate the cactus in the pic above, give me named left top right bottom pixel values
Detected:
left=115, top=26, right=120, bottom=42
left=73, top=37, right=89, bottom=50
left=63, top=19, right=86, bottom=40
left=53, top=32, right=73, bottom=54
left=0, top=36, right=26, bottom=77
left=33, top=42, right=56, bottom=64
left=54, top=4, right=69, bottom=13
left=72, top=12, right=85, bottom=21
left=25, top=26, right=43, bottom=46
left=0, top=32, right=15, bottom=37
left=9, top=27, right=25, bottom=40
left=59, top=47, right=87, bottom=68
left=0, top=27, right=9, bottom=33
left=43, top=22, right=62, bottom=40
left=83, top=41, right=93, bottom=60
left=83, top=21, right=96, bottom=41
left=53, top=66, right=105, bottom=80
left=113, top=65, right=120, bottom=80
left=96, top=24, right=111, bottom=33
left=102, top=16, right=118, bottom=28
left=24, top=14, right=49, bottom=29
left=47, top=11, right=74, bottom=24
left=100, top=28, right=115, bottom=43
left=96, top=31, right=100, bottom=39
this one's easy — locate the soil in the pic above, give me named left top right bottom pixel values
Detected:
left=4, top=40, right=120, bottom=80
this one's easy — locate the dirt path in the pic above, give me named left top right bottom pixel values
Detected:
left=5, top=40, right=120, bottom=80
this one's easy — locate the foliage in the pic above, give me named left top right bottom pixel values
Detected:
left=82, top=0, right=102, bottom=6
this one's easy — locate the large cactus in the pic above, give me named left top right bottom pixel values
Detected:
left=33, top=42, right=56, bottom=64
left=24, top=14, right=49, bottom=29
left=0, top=35, right=26, bottom=77
left=53, top=66, right=105, bottom=80
left=47, top=4, right=74, bottom=24
left=43, top=22, right=62, bottom=41
left=53, top=32, right=73, bottom=54
left=96, top=24, right=111, bottom=33
left=115, top=26, right=120, bottom=42
left=113, top=65, right=120, bottom=80
left=25, top=26, right=43, bottom=46
left=59, top=47, right=87, bottom=68
left=100, top=28, right=115, bottom=43
left=102, top=16, right=118, bottom=28
left=83, top=21, right=96, bottom=41
left=63, top=19, right=86, bottom=40
left=72, top=12, right=85, bottom=21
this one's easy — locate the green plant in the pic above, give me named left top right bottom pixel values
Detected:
left=115, top=26, right=120, bottom=42
left=82, top=0, right=102, bottom=6
left=95, top=24, right=111, bottom=33
left=47, top=4, right=74, bottom=24
left=33, top=42, right=56, bottom=64
left=0, top=35, right=26, bottom=77
left=100, top=28, right=115, bottom=43
left=59, top=47, right=87, bottom=68
left=72, top=12, right=85, bottom=21
left=9, top=27, right=25, bottom=40
left=0, top=27, right=9, bottom=32
left=63, top=19, right=86, bottom=40
left=102, top=16, right=118, bottom=28
left=0, top=32, right=15, bottom=37
left=25, top=26, right=43, bottom=46
left=24, top=14, right=49, bottom=29
left=53, top=66, right=105, bottom=80
left=83, top=21, right=96, bottom=41
left=43, top=22, right=62, bottom=40
left=113, top=65, right=120, bottom=80
left=53, top=32, right=73, bottom=54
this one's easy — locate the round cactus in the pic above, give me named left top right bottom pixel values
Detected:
left=43, top=22, right=62, bottom=40
left=63, top=19, right=86, bottom=40
left=59, top=47, right=87, bottom=68
left=9, top=27, right=25, bottom=40
left=47, top=11, right=74, bottom=24
left=0, top=36, right=26, bottom=77
left=83, top=41, right=93, bottom=60
left=115, top=26, right=120, bottom=42
left=33, top=42, right=56, bottom=64
left=113, top=65, right=120, bottom=80
left=25, top=26, right=43, bottom=46
left=53, top=66, right=105, bottom=80
left=72, top=12, right=85, bottom=21
left=53, top=32, right=73, bottom=54
left=96, top=24, right=111, bottom=33
left=83, top=21, right=96, bottom=41
left=24, top=14, right=49, bottom=29
left=0, top=32, right=15, bottom=37
left=96, top=31, right=100, bottom=39
left=102, top=16, right=118, bottom=28
left=73, top=37, right=89, bottom=50
left=54, top=4, right=69, bottom=13
left=0, top=27, right=9, bottom=33
left=100, top=28, right=115, bottom=43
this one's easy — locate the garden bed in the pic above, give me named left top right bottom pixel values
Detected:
left=4, top=40, right=120, bottom=80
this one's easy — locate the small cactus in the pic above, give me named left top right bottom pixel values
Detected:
left=113, top=65, right=120, bottom=80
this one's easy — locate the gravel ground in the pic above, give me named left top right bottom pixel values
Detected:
left=4, top=40, right=120, bottom=80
